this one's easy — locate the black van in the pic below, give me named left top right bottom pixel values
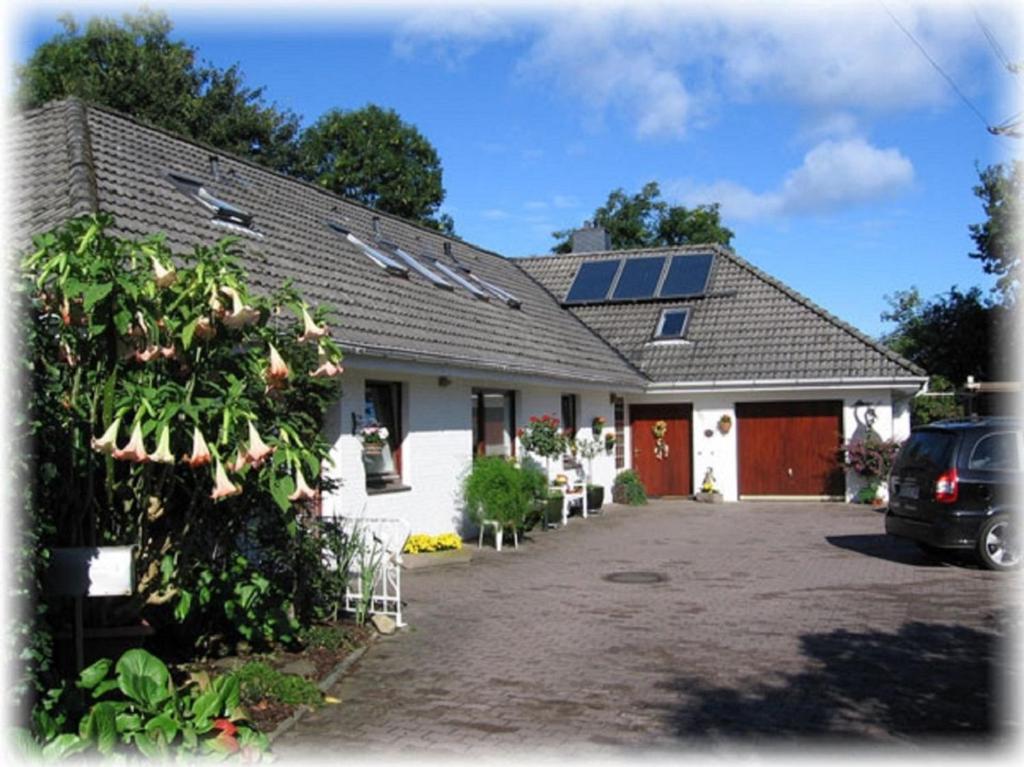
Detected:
left=884, top=417, right=1021, bottom=570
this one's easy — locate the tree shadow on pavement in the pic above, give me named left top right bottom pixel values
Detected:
left=657, top=621, right=1002, bottom=741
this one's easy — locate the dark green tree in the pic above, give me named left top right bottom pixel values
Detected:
left=968, top=161, right=1021, bottom=305
left=17, top=10, right=300, bottom=172
left=296, top=105, right=454, bottom=232
left=551, top=181, right=733, bottom=253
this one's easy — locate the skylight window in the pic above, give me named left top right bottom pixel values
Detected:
left=654, top=308, right=690, bottom=339
left=467, top=273, right=522, bottom=309
left=326, top=223, right=408, bottom=277
left=376, top=239, right=453, bottom=290
left=167, top=172, right=255, bottom=230
left=431, top=260, right=490, bottom=300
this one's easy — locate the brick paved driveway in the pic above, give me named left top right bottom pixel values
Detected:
left=276, top=500, right=1017, bottom=759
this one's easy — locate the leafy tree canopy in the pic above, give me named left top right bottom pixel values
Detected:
left=880, top=285, right=1014, bottom=384
left=968, top=161, right=1021, bottom=305
left=17, top=10, right=300, bottom=172
left=296, top=105, right=454, bottom=233
left=551, top=181, right=734, bottom=253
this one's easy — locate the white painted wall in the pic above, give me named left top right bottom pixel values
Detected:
left=322, top=368, right=618, bottom=536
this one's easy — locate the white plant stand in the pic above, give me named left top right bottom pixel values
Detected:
left=478, top=520, right=518, bottom=551
left=326, top=515, right=410, bottom=628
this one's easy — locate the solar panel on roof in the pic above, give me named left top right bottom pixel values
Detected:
left=658, top=254, right=714, bottom=298
left=564, top=260, right=621, bottom=304
left=611, top=257, right=666, bottom=300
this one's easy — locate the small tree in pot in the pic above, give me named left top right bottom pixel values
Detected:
left=462, top=457, right=532, bottom=545
left=575, top=437, right=604, bottom=511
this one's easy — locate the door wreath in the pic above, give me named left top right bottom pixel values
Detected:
left=652, top=420, right=669, bottom=460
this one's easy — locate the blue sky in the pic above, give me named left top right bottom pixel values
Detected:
left=9, top=1, right=1022, bottom=337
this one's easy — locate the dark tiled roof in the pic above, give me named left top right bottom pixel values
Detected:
left=11, top=100, right=645, bottom=389
left=518, top=246, right=926, bottom=382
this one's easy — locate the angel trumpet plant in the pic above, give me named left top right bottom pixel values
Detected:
left=149, top=424, right=175, bottom=464
left=182, top=426, right=212, bottom=468
left=297, top=306, right=328, bottom=343
left=244, top=421, right=275, bottom=467
left=150, top=255, right=177, bottom=288
left=210, top=460, right=242, bottom=501
left=90, top=417, right=122, bottom=455
left=219, top=286, right=261, bottom=329
left=289, top=466, right=317, bottom=503
left=310, top=344, right=343, bottom=378
left=265, top=344, right=290, bottom=388
left=112, top=421, right=149, bottom=463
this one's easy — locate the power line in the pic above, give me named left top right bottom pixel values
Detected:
left=879, top=0, right=993, bottom=130
left=972, top=5, right=1021, bottom=74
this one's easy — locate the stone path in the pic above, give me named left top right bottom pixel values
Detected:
left=275, top=500, right=1017, bottom=759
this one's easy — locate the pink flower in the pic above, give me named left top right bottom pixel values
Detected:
left=150, top=256, right=177, bottom=288
left=149, top=425, right=174, bottom=464
left=229, top=450, right=248, bottom=473
left=265, top=344, right=290, bottom=387
left=219, top=286, right=260, bottom=329
left=289, top=468, right=317, bottom=502
left=182, top=427, right=212, bottom=468
left=159, top=344, right=177, bottom=360
left=310, top=344, right=343, bottom=378
left=90, top=418, right=122, bottom=455
left=297, top=306, right=328, bottom=343
left=210, top=460, right=241, bottom=501
left=244, top=422, right=274, bottom=466
left=113, top=422, right=149, bottom=463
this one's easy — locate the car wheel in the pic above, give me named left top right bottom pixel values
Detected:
left=977, top=515, right=1020, bottom=571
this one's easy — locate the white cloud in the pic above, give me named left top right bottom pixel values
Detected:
left=393, top=1, right=1009, bottom=139
left=676, top=138, right=914, bottom=220
left=480, top=208, right=511, bottom=221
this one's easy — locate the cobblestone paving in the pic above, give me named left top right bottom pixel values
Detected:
left=276, top=501, right=1018, bottom=760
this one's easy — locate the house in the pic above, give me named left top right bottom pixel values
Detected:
left=11, top=99, right=926, bottom=535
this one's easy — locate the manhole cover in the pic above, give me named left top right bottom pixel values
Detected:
left=602, top=571, right=667, bottom=584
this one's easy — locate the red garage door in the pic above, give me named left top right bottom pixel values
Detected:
left=737, top=401, right=844, bottom=497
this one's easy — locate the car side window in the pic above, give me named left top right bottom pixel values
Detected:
left=967, top=432, right=1021, bottom=472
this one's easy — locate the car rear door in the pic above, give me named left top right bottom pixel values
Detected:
left=888, top=429, right=959, bottom=521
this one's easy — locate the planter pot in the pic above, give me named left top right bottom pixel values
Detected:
left=586, top=485, right=605, bottom=511
left=695, top=491, right=723, bottom=504
left=362, top=442, right=384, bottom=456
left=543, top=494, right=564, bottom=527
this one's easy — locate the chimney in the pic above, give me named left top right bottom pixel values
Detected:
left=571, top=221, right=610, bottom=253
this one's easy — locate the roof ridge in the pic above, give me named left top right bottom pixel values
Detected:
left=56, top=98, right=99, bottom=216
left=43, top=97, right=514, bottom=265
left=517, top=242, right=729, bottom=262
left=717, top=248, right=926, bottom=377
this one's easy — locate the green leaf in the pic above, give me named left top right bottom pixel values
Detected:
left=174, top=590, right=192, bottom=623
left=41, top=733, right=88, bottom=760
left=82, top=282, right=113, bottom=311
left=144, top=713, right=179, bottom=744
left=190, top=689, right=220, bottom=725
left=132, top=731, right=167, bottom=760
left=92, top=679, right=121, bottom=699
left=182, top=317, right=198, bottom=350
left=91, top=702, right=118, bottom=755
left=78, top=658, right=112, bottom=690
left=115, top=712, right=142, bottom=732
left=115, top=649, right=172, bottom=709
left=271, top=475, right=294, bottom=512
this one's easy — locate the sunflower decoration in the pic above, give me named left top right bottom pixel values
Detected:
left=652, top=420, right=670, bottom=460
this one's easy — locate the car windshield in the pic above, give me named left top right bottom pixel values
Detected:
left=895, top=430, right=957, bottom=472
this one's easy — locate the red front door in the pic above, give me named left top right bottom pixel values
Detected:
left=630, top=404, right=692, bottom=497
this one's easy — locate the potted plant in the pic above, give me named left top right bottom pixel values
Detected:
left=518, top=413, right=566, bottom=481
left=360, top=423, right=389, bottom=455
left=462, top=457, right=532, bottom=548
left=611, top=470, right=647, bottom=506
left=695, top=467, right=723, bottom=503
left=844, top=432, right=902, bottom=506
left=604, top=432, right=617, bottom=453
left=591, top=415, right=606, bottom=437
left=575, top=437, right=603, bottom=512
left=543, top=490, right=564, bottom=528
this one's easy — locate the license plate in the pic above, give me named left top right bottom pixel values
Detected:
left=900, top=484, right=919, bottom=499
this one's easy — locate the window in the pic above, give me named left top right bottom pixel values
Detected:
left=467, top=273, right=522, bottom=309
left=327, top=223, right=408, bottom=277
left=364, top=381, right=403, bottom=490
left=167, top=171, right=257, bottom=232
left=561, top=394, right=578, bottom=438
left=654, top=308, right=690, bottom=339
left=472, top=390, right=516, bottom=457
left=377, top=239, right=453, bottom=290
left=968, top=432, right=1021, bottom=472
left=614, top=397, right=625, bottom=469
left=432, top=260, right=490, bottom=300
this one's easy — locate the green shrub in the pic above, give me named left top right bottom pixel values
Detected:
left=612, top=470, right=647, bottom=505
left=298, top=624, right=352, bottom=652
left=235, top=661, right=322, bottom=708
left=462, top=457, right=533, bottom=528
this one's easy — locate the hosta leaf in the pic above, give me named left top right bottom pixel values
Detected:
left=77, top=658, right=112, bottom=690
left=115, top=649, right=172, bottom=709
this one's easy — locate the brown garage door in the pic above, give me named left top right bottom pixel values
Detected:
left=737, top=401, right=844, bottom=496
